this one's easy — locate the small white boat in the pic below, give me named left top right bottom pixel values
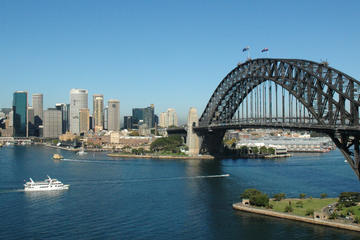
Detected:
left=76, top=149, right=87, bottom=155
left=344, top=159, right=348, bottom=163
left=24, top=176, right=69, bottom=192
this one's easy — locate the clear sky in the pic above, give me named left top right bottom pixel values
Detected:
left=1, top=0, right=359, bottom=123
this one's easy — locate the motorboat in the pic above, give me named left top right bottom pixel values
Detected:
left=53, top=154, right=64, bottom=160
left=24, top=176, right=69, bottom=192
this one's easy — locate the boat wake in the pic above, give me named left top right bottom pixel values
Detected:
left=0, top=189, right=25, bottom=194
left=71, top=174, right=230, bottom=185
left=61, top=158, right=112, bottom=164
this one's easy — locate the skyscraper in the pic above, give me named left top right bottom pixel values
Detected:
left=104, top=106, right=108, bottom=130
left=13, top=91, right=28, bottom=137
left=159, top=108, right=178, bottom=128
left=123, top=116, right=133, bottom=129
left=43, top=108, right=62, bottom=138
left=159, top=112, right=167, bottom=128
left=167, top=108, right=178, bottom=127
left=28, top=106, right=35, bottom=136
left=32, top=93, right=43, bottom=127
left=108, top=99, right=120, bottom=131
left=93, top=94, right=104, bottom=131
left=132, top=105, right=155, bottom=129
left=79, top=108, right=90, bottom=134
left=69, top=89, right=88, bottom=134
left=56, top=103, right=69, bottom=134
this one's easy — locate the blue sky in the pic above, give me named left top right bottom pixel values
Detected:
left=1, top=0, right=359, bottom=123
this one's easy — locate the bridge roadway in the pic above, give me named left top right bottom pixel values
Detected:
left=167, top=121, right=360, bottom=136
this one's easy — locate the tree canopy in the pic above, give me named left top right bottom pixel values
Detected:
left=150, top=135, right=184, bottom=153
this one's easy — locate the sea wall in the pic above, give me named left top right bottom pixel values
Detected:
left=232, top=203, right=360, bottom=232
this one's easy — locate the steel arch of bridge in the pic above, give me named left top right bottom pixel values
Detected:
left=198, top=58, right=360, bottom=178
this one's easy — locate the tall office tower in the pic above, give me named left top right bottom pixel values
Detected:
left=167, top=108, right=178, bottom=127
left=69, top=89, right=88, bottom=134
left=132, top=105, right=155, bottom=129
left=104, top=107, right=108, bottom=130
left=79, top=108, right=90, bottom=134
left=123, top=116, right=133, bottom=129
left=93, top=94, right=104, bottom=131
left=108, top=100, right=120, bottom=131
left=27, top=106, right=35, bottom=136
left=43, top=108, right=62, bottom=138
left=89, top=115, right=94, bottom=130
left=13, top=91, right=28, bottom=137
left=32, top=93, right=43, bottom=127
left=8, top=110, right=13, bottom=127
left=56, top=103, right=69, bottom=133
left=159, top=112, right=167, bottom=128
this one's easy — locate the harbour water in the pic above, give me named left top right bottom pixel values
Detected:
left=0, top=145, right=359, bottom=239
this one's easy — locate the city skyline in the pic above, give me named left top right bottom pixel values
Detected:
left=1, top=1, right=360, bottom=121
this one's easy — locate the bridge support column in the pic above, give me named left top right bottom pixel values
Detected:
left=186, top=107, right=201, bottom=155
left=330, top=133, right=360, bottom=179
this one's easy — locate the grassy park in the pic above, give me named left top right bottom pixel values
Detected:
left=269, top=198, right=337, bottom=216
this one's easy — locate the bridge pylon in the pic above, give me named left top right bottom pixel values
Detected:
left=186, top=107, right=201, bottom=155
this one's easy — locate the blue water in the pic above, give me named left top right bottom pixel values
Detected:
left=0, top=145, right=360, bottom=239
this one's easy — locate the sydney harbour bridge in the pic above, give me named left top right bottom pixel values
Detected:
left=168, top=58, right=360, bottom=179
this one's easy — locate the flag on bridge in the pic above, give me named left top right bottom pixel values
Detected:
left=261, top=48, right=269, bottom=53
left=242, top=46, right=250, bottom=52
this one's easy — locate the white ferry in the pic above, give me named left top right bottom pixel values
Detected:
left=24, top=176, right=69, bottom=192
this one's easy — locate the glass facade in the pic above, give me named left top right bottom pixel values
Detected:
left=13, top=91, right=28, bottom=137
left=132, top=105, right=155, bottom=129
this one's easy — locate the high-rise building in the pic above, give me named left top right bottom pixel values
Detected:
left=104, top=107, right=108, bottom=130
left=159, top=108, right=178, bottom=128
left=43, top=108, right=62, bottom=138
left=55, top=103, right=69, bottom=134
left=167, top=108, right=178, bottom=127
left=13, top=91, right=28, bottom=137
left=28, top=106, right=35, bottom=136
left=159, top=112, right=167, bottom=128
left=132, top=105, right=155, bottom=129
left=79, top=108, right=90, bottom=134
left=32, top=93, right=43, bottom=128
left=93, top=94, right=104, bottom=131
left=108, top=100, right=120, bottom=131
left=123, top=116, right=133, bottom=129
left=8, top=110, right=13, bottom=128
left=69, top=89, right=88, bottom=134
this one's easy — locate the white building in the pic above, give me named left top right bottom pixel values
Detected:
left=69, top=89, right=88, bottom=134
left=159, top=108, right=178, bottom=128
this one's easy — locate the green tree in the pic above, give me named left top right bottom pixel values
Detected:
left=267, top=147, right=275, bottom=154
left=129, top=131, right=139, bottom=136
left=273, top=193, right=286, bottom=201
left=339, top=192, right=360, bottom=207
left=284, top=205, right=293, bottom=213
left=299, top=193, right=306, bottom=199
left=240, top=146, right=248, bottom=154
left=241, top=189, right=262, bottom=199
left=305, top=209, right=314, bottom=216
left=249, top=193, right=269, bottom=207
left=150, top=135, right=184, bottom=153
left=320, top=193, right=328, bottom=199
left=250, top=147, right=259, bottom=154
left=260, top=146, right=268, bottom=154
